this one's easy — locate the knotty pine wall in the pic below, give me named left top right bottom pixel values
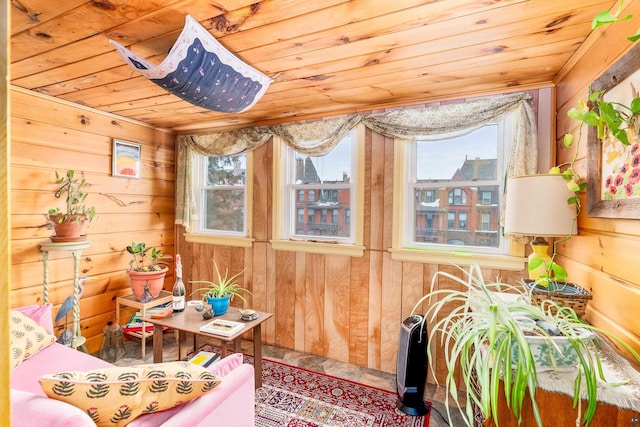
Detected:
left=176, top=89, right=550, bottom=378
left=555, top=0, right=640, bottom=355
left=9, top=87, right=176, bottom=354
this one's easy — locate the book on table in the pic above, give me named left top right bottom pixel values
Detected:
left=199, top=319, right=245, bottom=337
left=189, top=351, right=220, bottom=367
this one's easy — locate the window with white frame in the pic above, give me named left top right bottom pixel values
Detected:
left=194, top=153, right=249, bottom=237
left=396, top=115, right=515, bottom=256
left=272, top=126, right=365, bottom=255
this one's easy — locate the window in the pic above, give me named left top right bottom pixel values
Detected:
left=272, top=125, right=365, bottom=256
left=425, top=190, right=435, bottom=203
left=481, top=190, right=492, bottom=205
left=391, top=112, right=525, bottom=269
left=297, top=208, right=304, bottom=224
left=459, top=212, right=467, bottom=230
left=447, top=212, right=455, bottom=229
left=186, top=152, right=253, bottom=247
left=448, top=188, right=467, bottom=205
left=481, top=213, right=491, bottom=231
left=298, top=190, right=305, bottom=202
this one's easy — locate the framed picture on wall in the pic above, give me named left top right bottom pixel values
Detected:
left=112, top=139, right=141, bottom=179
left=587, top=42, right=640, bottom=219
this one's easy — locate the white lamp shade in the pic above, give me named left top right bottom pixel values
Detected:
left=504, top=174, right=576, bottom=237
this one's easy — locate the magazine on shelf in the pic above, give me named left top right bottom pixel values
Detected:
left=199, top=319, right=245, bottom=337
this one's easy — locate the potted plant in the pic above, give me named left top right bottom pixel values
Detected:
left=414, top=264, right=640, bottom=427
left=126, top=242, right=171, bottom=300
left=47, top=170, right=96, bottom=241
left=191, top=259, right=251, bottom=315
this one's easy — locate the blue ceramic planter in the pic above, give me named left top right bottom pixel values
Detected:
left=206, top=295, right=231, bottom=315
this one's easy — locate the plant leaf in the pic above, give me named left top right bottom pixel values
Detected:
left=627, top=29, right=640, bottom=42
left=563, top=134, right=574, bottom=147
left=592, top=10, right=632, bottom=28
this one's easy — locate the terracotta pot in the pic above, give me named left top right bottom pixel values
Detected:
left=48, top=214, right=86, bottom=238
left=127, top=267, right=169, bottom=300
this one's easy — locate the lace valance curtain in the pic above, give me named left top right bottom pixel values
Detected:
left=176, top=92, right=537, bottom=228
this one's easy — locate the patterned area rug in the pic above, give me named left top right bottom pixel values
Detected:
left=248, top=355, right=430, bottom=427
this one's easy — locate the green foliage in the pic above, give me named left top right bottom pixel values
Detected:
left=190, top=258, right=251, bottom=306
left=47, top=170, right=96, bottom=223
left=551, top=3, right=640, bottom=283
left=415, top=265, right=640, bottom=427
left=592, top=1, right=640, bottom=41
left=527, top=257, right=568, bottom=287
left=126, top=242, right=169, bottom=272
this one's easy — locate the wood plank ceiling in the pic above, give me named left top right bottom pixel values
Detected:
left=10, top=0, right=616, bottom=133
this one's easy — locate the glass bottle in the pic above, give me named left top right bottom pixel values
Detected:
left=172, top=254, right=186, bottom=312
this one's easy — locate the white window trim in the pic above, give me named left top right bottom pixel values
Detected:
left=183, top=152, right=254, bottom=248
left=271, top=124, right=365, bottom=257
left=390, top=138, right=525, bottom=270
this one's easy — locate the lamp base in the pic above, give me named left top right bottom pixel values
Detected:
left=528, top=237, right=551, bottom=280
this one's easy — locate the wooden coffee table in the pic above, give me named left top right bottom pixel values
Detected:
left=141, top=306, right=273, bottom=388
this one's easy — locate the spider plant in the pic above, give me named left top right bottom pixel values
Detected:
left=412, top=264, right=640, bottom=427
left=190, top=259, right=251, bottom=306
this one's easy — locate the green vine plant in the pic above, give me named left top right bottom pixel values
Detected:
left=539, top=1, right=640, bottom=287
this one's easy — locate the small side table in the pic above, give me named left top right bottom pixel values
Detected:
left=116, top=291, right=173, bottom=359
left=41, top=240, right=91, bottom=352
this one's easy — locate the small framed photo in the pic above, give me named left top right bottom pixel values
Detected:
left=112, top=139, right=141, bottom=178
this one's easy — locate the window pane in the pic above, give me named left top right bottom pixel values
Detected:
left=198, top=153, right=248, bottom=235
left=204, top=189, right=244, bottom=232
left=295, top=141, right=352, bottom=182
left=292, top=189, right=351, bottom=238
left=207, top=156, right=246, bottom=185
left=416, top=126, right=497, bottom=181
left=411, top=125, right=503, bottom=250
left=283, top=129, right=357, bottom=244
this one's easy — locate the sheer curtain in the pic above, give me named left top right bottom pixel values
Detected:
left=175, top=92, right=537, bottom=228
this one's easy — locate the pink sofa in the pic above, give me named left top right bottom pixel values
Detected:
left=11, top=306, right=256, bottom=426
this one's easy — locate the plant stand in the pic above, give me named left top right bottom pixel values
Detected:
left=116, top=290, right=173, bottom=359
left=41, top=240, right=91, bottom=352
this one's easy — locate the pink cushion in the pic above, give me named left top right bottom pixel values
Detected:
left=12, top=342, right=112, bottom=395
left=129, top=354, right=252, bottom=427
left=14, top=304, right=54, bottom=332
left=209, top=353, right=243, bottom=376
left=11, top=389, right=95, bottom=427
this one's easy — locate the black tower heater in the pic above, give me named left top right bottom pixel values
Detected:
left=396, top=314, right=430, bottom=416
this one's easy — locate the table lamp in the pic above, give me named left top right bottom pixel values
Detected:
left=504, top=174, right=576, bottom=280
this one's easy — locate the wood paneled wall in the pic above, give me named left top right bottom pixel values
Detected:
left=176, top=92, right=548, bottom=376
left=555, top=1, right=640, bottom=356
left=9, top=87, right=176, bottom=354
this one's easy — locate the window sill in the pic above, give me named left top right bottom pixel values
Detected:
left=388, top=247, right=526, bottom=270
left=184, top=233, right=254, bottom=248
left=270, top=239, right=365, bottom=257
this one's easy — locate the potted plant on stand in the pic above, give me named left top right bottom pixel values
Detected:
left=47, top=170, right=96, bottom=241
left=415, top=264, right=640, bottom=427
left=126, top=242, right=170, bottom=300
left=191, top=259, right=251, bottom=315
